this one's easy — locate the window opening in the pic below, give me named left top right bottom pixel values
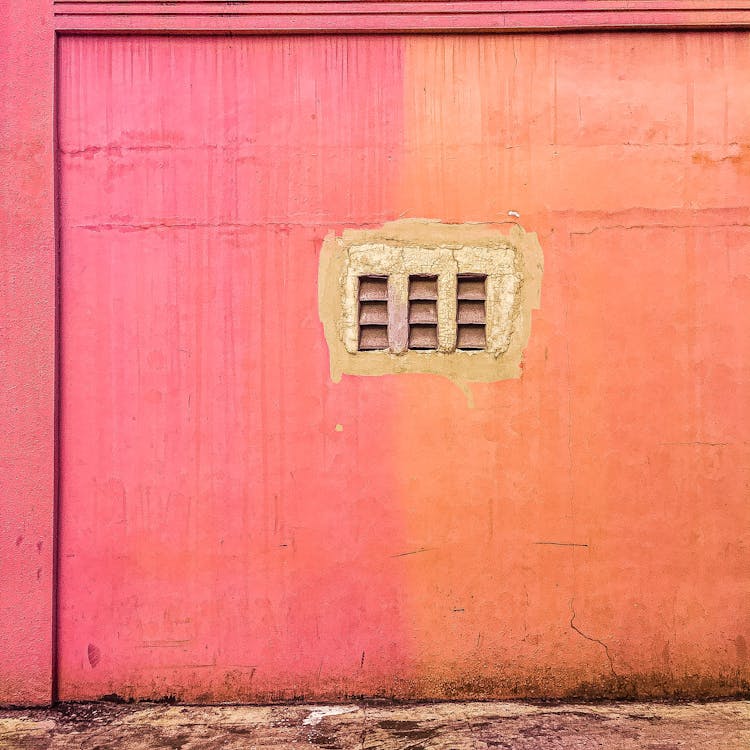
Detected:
left=319, top=220, right=544, bottom=382
left=456, top=274, right=487, bottom=349
left=358, top=275, right=388, bottom=350
left=408, top=275, right=438, bottom=350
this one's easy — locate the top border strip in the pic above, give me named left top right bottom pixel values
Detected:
left=53, top=1, right=750, bottom=32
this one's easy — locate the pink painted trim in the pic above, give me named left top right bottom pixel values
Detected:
left=0, top=0, right=56, bottom=707
left=53, top=1, right=750, bottom=32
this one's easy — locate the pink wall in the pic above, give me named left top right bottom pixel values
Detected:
left=0, top=0, right=55, bottom=705
left=1, top=6, right=749, bottom=708
left=54, top=33, right=750, bottom=702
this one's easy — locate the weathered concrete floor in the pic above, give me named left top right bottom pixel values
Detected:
left=1, top=700, right=748, bottom=749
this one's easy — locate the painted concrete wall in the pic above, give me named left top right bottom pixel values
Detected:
left=54, top=32, right=749, bottom=701
left=0, top=0, right=55, bottom=706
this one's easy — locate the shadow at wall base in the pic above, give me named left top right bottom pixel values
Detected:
left=50, top=671, right=750, bottom=707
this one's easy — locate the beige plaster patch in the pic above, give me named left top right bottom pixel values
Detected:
left=318, top=219, right=543, bottom=384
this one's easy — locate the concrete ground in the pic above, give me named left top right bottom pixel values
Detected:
left=0, top=700, right=748, bottom=749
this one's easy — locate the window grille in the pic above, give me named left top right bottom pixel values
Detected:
left=357, top=275, right=388, bottom=350
left=320, top=220, right=542, bottom=383
left=356, top=271, right=492, bottom=352
left=408, top=275, right=438, bottom=350
left=456, top=274, right=487, bottom=350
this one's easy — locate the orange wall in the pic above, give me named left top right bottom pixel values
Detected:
left=57, top=33, right=749, bottom=701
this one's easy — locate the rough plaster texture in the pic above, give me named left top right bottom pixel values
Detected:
left=318, top=220, right=543, bottom=384
left=0, top=0, right=55, bottom=706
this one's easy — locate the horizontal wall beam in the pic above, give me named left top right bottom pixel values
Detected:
left=53, top=1, right=750, bottom=32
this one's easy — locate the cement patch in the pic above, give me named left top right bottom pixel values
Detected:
left=318, top=219, right=543, bottom=385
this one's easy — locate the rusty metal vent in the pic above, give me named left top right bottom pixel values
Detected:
left=457, top=274, right=486, bottom=349
left=408, top=275, right=438, bottom=350
left=358, top=275, right=388, bottom=350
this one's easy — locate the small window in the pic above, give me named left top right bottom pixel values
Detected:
left=358, top=275, right=388, bottom=350
left=320, top=220, right=542, bottom=382
left=456, top=274, right=486, bottom=349
left=408, top=275, right=438, bottom=350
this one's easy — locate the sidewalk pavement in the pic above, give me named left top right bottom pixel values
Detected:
left=1, top=699, right=748, bottom=749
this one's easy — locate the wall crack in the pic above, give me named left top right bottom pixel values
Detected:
left=569, top=599, right=618, bottom=678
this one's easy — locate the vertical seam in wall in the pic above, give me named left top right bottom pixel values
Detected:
left=51, top=30, right=62, bottom=707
